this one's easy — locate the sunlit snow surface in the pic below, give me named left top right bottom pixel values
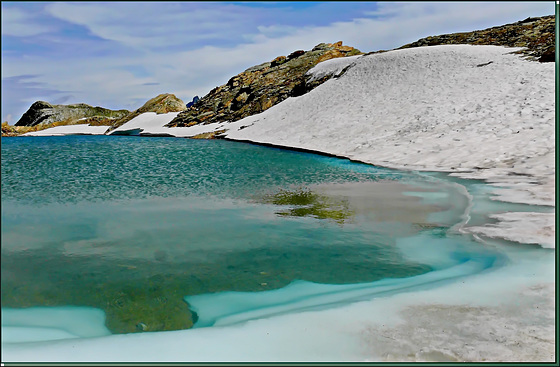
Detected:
left=23, top=124, right=109, bottom=136
left=4, top=45, right=555, bottom=362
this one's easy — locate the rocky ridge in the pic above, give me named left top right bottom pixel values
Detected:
left=398, top=15, right=555, bottom=62
left=165, top=42, right=362, bottom=127
left=14, top=101, right=130, bottom=128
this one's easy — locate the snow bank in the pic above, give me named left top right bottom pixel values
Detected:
left=108, top=112, right=181, bottom=136
left=108, top=111, right=232, bottom=137
left=467, top=211, right=555, bottom=248
left=22, top=111, right=227, bottom=138
left=22, top=124, right=109, bottom=136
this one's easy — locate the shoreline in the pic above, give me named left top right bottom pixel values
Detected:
left=2, top=126, right=555, bottom=363
left=222, top=134, right=555, bottom=248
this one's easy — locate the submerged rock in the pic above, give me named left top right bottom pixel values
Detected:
left=135, top=322, right=148, bottom=332
left=166, top=42, right=362, bottom=127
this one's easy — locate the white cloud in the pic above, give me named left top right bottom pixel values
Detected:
left=256, top=25, right=299, bottom=39
left=44, top=2, right=269, bottom=51
left=1, top=6, right=53, bottom=37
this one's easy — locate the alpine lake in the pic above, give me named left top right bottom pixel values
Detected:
left=2, top=135, right=549, bottom=335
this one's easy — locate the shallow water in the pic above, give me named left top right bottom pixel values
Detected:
left=1, top=136, right=514, bottom=336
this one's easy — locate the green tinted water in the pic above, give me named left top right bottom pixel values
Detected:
left=1, top=136, right=498, bottom=333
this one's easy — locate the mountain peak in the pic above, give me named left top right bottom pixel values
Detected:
left=106, top=93, right=187, bottom=132
left=137, top=93, right=186, bottom=114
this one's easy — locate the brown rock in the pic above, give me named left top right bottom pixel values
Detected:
left=271, top=56, right=287, bottom=67
left=316, top=50, right=346, bottom=64
left=336, top=45, right=354, bottom=52
left=287, top=50, right=305, bottom=60
left=107, top=93, right=186, bottom=132
left=399, top=14, right=555, bottom=62
left=190, top=129, right=227, bottom=139
left=167, top=42, right=362, bottom=128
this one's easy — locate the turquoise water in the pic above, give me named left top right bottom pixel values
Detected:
left=1, top=135, right=507, bottom=334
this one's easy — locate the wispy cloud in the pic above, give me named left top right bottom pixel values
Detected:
left=1, top=6, right=54, bottom=37
left=1, top=1, right=554, bottom=123
left=1, top=74, right=74, bottom=121
left=43, top=2, right=381, bottom=51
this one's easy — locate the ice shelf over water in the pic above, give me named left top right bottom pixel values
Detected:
left=2, top=307, right=111, bottom=343
left=185, top=245, right=501, bottom=329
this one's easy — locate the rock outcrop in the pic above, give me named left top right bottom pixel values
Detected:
left=166, top=42, right=362, bottom=127
left=398, top=15, right=555, bottom=62
left=2, top=122, right=26, bottom=137
left=107, top=93, right=186, bottom=132
left=14, top=101, right=130, bottom=127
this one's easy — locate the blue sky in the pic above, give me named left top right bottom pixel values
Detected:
left=1, top=1, right=554, bottom=123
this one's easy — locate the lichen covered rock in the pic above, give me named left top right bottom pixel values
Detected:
left=399, top=15, right=555, bottom=62
left=14, top=101, right=130, bottom=127
left=166, top=42, right=362, bottom=127
left=107, top=93, right=186, bottom=132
